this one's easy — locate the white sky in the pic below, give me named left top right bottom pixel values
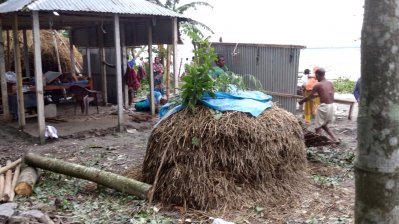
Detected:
left=185, top=0, right=364, bottom=48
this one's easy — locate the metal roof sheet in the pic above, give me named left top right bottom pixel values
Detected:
left=0, top=0, right=188, bottom=18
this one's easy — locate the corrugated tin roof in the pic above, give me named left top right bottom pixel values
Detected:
left=0, top=0, right=188, bottom=18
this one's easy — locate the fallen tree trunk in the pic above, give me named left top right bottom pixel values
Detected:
left=2, top=160, right=13, bottom=201
left=15, top=166, right=39, bottom=196
left=0, top=158, right=22, bottom=174
left=9, top=164, right=21, bottom=201
left=24, top=153, right=152, bottom=199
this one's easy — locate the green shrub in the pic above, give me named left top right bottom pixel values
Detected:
left=333, top=77, right=355, bottom=93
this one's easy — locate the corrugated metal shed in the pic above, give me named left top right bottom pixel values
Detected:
left=212, top=42, right=305, bottom=114
left=0, top=0, right=188, bottom=18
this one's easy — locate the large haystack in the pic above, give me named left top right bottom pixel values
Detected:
left=142, top=105, right=307, bottom=210
left=3, top=30, right=83, bottom=75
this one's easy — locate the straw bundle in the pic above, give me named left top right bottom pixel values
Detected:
left=3, top=30, right=82, bottom=74
left=142, top=105, right=307, bottom=210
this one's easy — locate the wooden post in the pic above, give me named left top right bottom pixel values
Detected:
left=32, top=11, right=45, bottom=143
left=165, top=45, right=171, bottom=99
left=98, top=26, right=108, bottom=105
left=22, top=29, right=30, bottom=78
left=148, top=21, right=155, bottom=115
left=120, top=23, right=129, bottom=107
left=172, top=17, right=178, bottom=95
left=13, top=13, right=25, bottom=129
left=69, top=29, right=77, bottom=81
left=0, top=20, right=10, bottom=121
left=6, top=29, right=10, bottom=71
left=86, top=48, right=91, bottom=78
left=114, top=15, right=123, bottom=131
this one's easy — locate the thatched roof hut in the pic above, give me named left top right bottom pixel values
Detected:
left=142, top=106, right=307, bottom=210
left=3, top=30, right=82, bottom=76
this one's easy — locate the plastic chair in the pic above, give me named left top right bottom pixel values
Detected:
left=68, top=85, right=99, bottom=115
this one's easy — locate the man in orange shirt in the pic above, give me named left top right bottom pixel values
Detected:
left=302, top=71, right=320, bottom=124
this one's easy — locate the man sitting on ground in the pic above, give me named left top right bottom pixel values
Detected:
left=299, top=68, right=339, bottom=144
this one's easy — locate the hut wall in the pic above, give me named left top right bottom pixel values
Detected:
left=83, top=48, right=119, bottom=104
left=211, top=43, right=304, bottom=114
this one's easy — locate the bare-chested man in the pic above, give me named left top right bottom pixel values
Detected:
left=299, top=68, right=338, bottom=143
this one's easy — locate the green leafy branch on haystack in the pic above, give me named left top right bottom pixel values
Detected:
left=180, top=36, right=216, bottom=113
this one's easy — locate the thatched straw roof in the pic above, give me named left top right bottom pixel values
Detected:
left=142, top=106, right=307, bottom=210
left=3, top=30, right=83, bottom=75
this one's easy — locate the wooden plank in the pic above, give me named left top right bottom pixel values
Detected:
left=22, top=29, right=30, bottom=78
left=114, top=15, right=123, bottom=131
left=52, top=30, right=62, bottom=73
left=98, top=25, right=108, bottom=105
left=172, top=17, right=178, bottom=95
left=264, top=90, right=355, bottom=120
left=120, top=23, right=129, bottom=107
left=0, top=19, right=10, bottom=120
left=32, top=11, right=46, bottom=144
left=86, top=48, right=91, bottom=78
left=13, top=13, right=25, bottom=129
left=6, top=29, right=10, bottom=71
left=148, top=20, right=155, bottom=115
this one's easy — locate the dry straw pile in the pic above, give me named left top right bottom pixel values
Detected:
left=142, top=105, right=307, bottom=210
left=3, top=30, right=82, bottom=74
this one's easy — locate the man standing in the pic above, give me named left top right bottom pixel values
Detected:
left=299, top=68, right=338, bottom=143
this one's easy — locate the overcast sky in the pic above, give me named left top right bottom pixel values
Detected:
left=185, top=0, right=364, bottom=48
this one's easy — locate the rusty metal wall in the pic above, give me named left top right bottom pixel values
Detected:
left=212, top=43, right=304, bottom=114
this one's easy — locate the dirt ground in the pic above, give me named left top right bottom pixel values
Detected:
left=0, top=96, right=358, bottom=224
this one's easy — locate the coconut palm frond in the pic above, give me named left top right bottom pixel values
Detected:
left=146, top=0, right=163, bottom=6
left=177, top=1, right=213, bottom=13
left=165, top=0, right=173, bottom=9
left=189, top=20, right=214, bottom=34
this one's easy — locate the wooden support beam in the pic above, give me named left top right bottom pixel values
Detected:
left=6, top=29, right=10, bottom=71
left=22, top=29, right=30, bottom=78
left=0, top=19, right=10, bottom=121
left=69, top=29, right=77, bottom=81
left=120, top=23, right=129, bottom=107
left=86, top=48, right=91, bottom=78
left=32, top=11, right=45, bottom=143
left=12, top=13, right=25, bottom=129
left=148, top=21, right=155, bottom=115
left=114, top=15, right=124, bottom=131
left=172, top=17, right=178, bottom=95
left=264, top=90, right=356, bottom=120
left=98, top=26, right=108, bottom=105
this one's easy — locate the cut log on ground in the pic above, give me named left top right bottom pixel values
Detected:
left=0, top=158, right=22, bottom=175
left=15, top=166, right=39, bottom=196
left=24, top=153, right=152, bottom=199
left=9, top=165, right=20, bottom=201
left=0, top=166, right=4, bottom=199
left=2, top=161, right=13, bottom=201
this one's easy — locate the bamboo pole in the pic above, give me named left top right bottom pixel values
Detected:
left=0, top=158, right=21, bottom=174
left=114, top=15, right=123, bottom=132
left=6, top=29, right=10, bottom=71
left=0, top=19, right=10, bottom=121
left=13, top=13, right=25, bottom=129
left=172, top=17, right=178, bottom=94
left=148, top=21, right=155, bottom=115
left=9, top=164, right=20, bottom=201
left=165, top=45, right=171, bottom=99
left=24, top=153, right=151, bottom=199
left=2, top=160, right=13, bottom=201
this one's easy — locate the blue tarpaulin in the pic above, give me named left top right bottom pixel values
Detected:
left=159, top=90, right=273, bottom=119
left=199, top=91, right=273, bottom=117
